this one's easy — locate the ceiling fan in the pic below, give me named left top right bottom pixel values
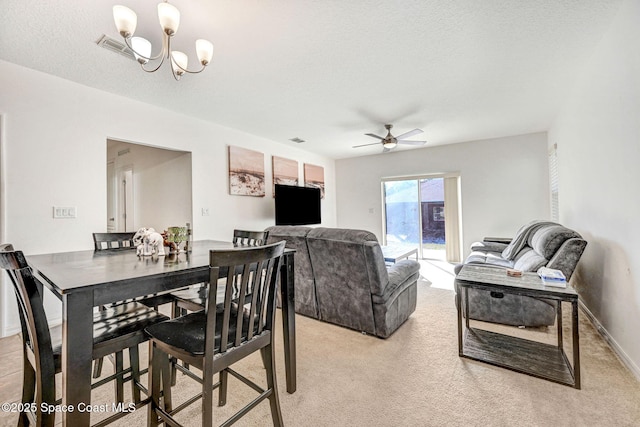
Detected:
left=353, top=124, right=427, bottom=152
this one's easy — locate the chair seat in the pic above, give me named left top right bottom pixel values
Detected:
left=145, top=304, right=258, bottom=357
left=47, top=302, right=169, bottom=367
left=136, top=292, right=181, bottom=309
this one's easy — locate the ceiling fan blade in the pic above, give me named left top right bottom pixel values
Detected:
left=397, top=140, right=427, bottom=146
left=394, top=128, right=423, bottom=140
left=352, top=142, right=382, bottom=148
left=364, top=133, right=385, bottom=140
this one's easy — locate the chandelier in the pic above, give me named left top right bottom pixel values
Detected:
left=112, top=1, right=214, bottom=81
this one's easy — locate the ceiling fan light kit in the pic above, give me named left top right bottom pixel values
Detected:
left=353, top=124, right=427, bottom=153
left=112, top=1, right=214, bottom=80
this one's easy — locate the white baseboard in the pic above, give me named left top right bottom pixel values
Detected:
left=579, top=300, right=640, bottom=381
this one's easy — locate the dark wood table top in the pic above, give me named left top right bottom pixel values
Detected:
left=27, top=240, right=237, bottom=295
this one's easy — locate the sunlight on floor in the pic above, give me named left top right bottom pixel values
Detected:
left=419, top=258, right=456, bottom=291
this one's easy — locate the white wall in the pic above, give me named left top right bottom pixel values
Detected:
left=336, top=133, right=550, bottom=253
left=0, top=60, right=336, bottom=336
left=549, top=0, right=640, bottom=376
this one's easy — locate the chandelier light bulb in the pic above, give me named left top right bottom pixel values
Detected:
left=171, top=51, right=188, bottom=76
left=196, top=39, right=214, bottom=66
left=131, top=37, right=152, bottom=64
left=113, top=5, right=137, bottom=38
left=158, top=2, right=180, bottom=36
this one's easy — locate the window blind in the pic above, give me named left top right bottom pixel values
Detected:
left=549, top=144, right=559, bottom=222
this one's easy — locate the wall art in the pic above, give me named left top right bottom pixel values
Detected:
left=228, top=146, right=265, bottom=196
left=272, top=156, right=299, bottom=196
left=304, top=163, right=325, bottom=199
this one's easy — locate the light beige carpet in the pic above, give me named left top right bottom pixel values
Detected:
left=1, top=270, right=640, bottom=426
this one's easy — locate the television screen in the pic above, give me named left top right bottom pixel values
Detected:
left=275, top=184, right=321, bottom=225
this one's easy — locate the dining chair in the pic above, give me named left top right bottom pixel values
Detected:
left=92, top=232, right=179, bottom=381
left=145, top=241, right=286, bottom=427
left=0, top=243, right=170, bottom=426
left=160, top=229, right=271, bottom=384
left=92, top=232, right=137, bottom=250
left=232, top=229, right=269, bottom=246
left=171, top=229, right=269, bottom=313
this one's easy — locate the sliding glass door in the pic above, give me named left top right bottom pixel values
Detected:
left=383, top=180, right=421, bottom=248
left=383, top=175, right=461, bottom=262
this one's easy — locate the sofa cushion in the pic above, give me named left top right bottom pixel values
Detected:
left=465, top=250, right=514, bottom=269
left=512, top=247, right=548, bottom=272
left=501, top=220, right=558, bottom=260
left=529, top=225, right=582, bottom=260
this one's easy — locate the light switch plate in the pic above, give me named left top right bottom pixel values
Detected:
left=53, top=206, right=77, bottom=219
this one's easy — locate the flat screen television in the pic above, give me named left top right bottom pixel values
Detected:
left=275, top=184, right=321, bottom=225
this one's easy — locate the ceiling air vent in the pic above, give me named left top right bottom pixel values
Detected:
left=289, top=137, right=305, bottom=143
left=96, top=34, right=135, bottom=61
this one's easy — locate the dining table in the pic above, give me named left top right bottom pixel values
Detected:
left=26, top=240, right=297, bottom=426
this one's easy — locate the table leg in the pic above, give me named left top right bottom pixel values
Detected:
left=61, top=291, right=94, bottom=426
left=281, top=252, right=296, bottom=393
left=464, top=286, right=470, bottom=330
left=456, top=285, right=463, bottom=356
left=572, top=300, right=581, bottom=389
left=556, top=301, right=563, bottom=349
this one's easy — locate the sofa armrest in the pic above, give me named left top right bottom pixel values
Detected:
left=373, top=259, right=420, bottom=303
left=470, top=241, right=509, bottom=253
left=483, top=237, right=513, bottom=244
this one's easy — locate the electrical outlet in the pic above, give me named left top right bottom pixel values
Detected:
left=201, top=208, right=210, bottom=216
left=53, top=206, right=77, bottom=219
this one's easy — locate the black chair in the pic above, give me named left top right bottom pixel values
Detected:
left=146, top=241, right=286, bottom=427
left=0, top=243, right=170, bottom=426
left=92, top=232, right=178, bottom=381
left=232, top=229, right=269, bottom=246
left=92, top=232, right=137, bottom=251
left=171, top=230, right=269, bottom=313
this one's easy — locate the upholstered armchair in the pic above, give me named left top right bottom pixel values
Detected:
left=454, top=221, right=587, bottom=327
left=266, top=226, right=420, bottom=338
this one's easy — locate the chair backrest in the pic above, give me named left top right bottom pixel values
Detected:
left=93, top=232, right=136, bottom=251
left=265, top=226, right=318, bottom=318
left=232, top=229, right=268, bottom=247
left=204, top=241, right=285, bottom=360
left=305, top=228, right=389, bottom=335
left=0, top=244, right=57, bottom=415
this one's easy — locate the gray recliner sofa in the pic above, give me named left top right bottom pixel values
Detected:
left=454, top=220, right=587, bottom=327
left=266, top=226, right=420, bottom=338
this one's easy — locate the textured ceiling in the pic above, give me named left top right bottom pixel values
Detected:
left=1, top=0, right=623, bottom=159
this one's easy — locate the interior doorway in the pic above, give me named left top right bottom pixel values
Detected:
left=114, top=165, right=134, bottom=232
left=106, top=140, right=193, bottom=234
left=382, top=174, right=462, bottom=262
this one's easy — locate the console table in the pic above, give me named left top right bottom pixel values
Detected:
left=381, top=244, right=419, bottom=263
left=455, top=265, right=580, bottom=389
